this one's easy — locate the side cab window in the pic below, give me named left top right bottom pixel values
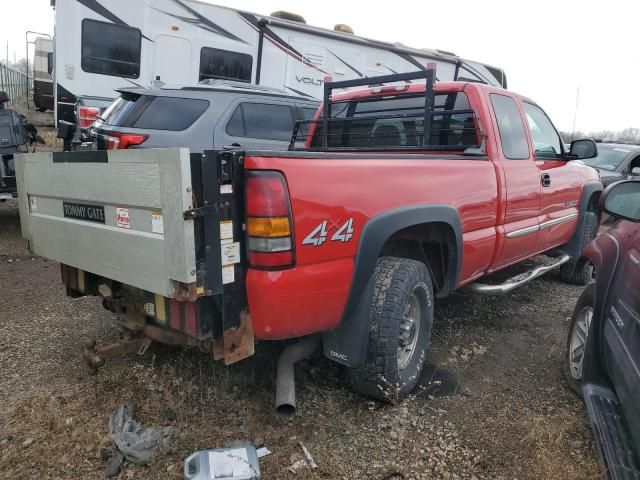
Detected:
left=523, top=102, right=563, bottom=159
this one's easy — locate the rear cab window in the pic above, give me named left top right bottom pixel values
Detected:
left=309, top=92, right=478, bottom=149
left=101, top=94, right=209, bottom=131
left=81, top=19, right=141, bottom=78
left=490, top=94, right=530, bottom=159
left=226, top=103, right=294, bottom=141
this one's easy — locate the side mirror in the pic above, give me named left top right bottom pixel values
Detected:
left=631, top=166, right=640, bottom=176
left=569, top=139, right=598, bottom=160
left=599, top=180, right=640, bottom=222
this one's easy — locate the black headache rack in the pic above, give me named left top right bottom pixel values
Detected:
left=289, top=65, right=486, bottom=154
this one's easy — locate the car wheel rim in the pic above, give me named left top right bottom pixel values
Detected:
left=569, top=306, right=593, bottom=381
left=398, top=290, right=421, bottom=371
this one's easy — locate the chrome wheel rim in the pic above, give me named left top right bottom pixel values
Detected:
left=569, top=306, right=593, bottom=381
left=398, top=291, right=421, bottom=370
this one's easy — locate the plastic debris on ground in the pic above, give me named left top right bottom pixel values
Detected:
left=288, top=441, right=318, bottom=474
left=184, top=444, right=261, bottom=479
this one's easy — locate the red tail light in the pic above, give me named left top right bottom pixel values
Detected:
left=78, top=106, right=100, bottom=128
left=102, top=131, right=149, bottom=150
left=245, top=171, right=294, bottom=269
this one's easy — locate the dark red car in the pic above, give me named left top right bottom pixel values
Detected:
left=564, top=180, right=640, bottom=479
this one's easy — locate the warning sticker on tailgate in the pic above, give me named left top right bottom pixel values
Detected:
left=151, top=210, right=164, bottom=234
left=116, top=207, right=131, bottom=229
left=221, top=242, right=241, bottom=264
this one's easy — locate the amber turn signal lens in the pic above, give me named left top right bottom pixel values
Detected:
left=247, top=216, right=291, bottom=238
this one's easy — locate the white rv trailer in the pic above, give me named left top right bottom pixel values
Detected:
left=51, top=0, right=507, bottom=125
left=33, top=37, right=54, bottom=111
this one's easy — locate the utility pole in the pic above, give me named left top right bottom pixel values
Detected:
left=571, top=86, right=580, bottom=141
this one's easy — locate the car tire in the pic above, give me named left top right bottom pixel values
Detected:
left=37, top=107, right=47, bottom=112
left=563, top=283, right=595, bottom=396
left=559, top=211, right=598, bottom=285
left=348, top=256, right=434, bottom=402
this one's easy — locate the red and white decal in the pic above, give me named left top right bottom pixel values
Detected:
left=116, top=207, right=131, bottom=229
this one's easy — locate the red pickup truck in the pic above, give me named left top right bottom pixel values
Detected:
left=17, top=66, right=602, bottom=412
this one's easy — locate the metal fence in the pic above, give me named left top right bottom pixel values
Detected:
left=0, top=63, right=33, bottom=106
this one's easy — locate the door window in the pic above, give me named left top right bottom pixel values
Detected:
left=226, top=103, right=294, bottom=141
left=490, top=94, right=530, bottom=159
left=523, top=103, right=562, bottom=159
left=81, top=19, right=141, bottom=78
left=199, top=47, right=252, bottom=83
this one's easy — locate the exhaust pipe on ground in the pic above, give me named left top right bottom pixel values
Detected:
left=275, top=334, right=321, bottom=417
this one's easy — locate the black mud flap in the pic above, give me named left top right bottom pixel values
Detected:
left=321, top=275, right=376, bottom=368
left=582, top=383, right=640, bottom=479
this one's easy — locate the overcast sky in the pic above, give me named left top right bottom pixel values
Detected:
left=3, top=0, right=638, bottom=133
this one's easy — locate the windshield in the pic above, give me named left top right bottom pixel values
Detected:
left=582, top=146, right=634, bottom=171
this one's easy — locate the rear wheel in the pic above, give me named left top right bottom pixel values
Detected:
left=348, top=257, right=433, bottom=402
left=559, top=211, right=598, bottom=285
left=563, top=283, right=595, bottom=396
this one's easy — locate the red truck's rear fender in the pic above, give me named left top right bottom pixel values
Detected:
left=321, top=204, right=463, bottom=367
left=246, top=257, right=353, bottom=339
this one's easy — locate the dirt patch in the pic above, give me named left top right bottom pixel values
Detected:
left=0, top=201, right=599, bottom=479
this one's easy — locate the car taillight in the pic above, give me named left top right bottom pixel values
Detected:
left=78, top=106, right=100, bottom=128
left=102, top=132, right=149, bottom=150
left=245, top=170, right=294, bottom=269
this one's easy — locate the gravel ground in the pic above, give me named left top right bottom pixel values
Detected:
left=0, top=197, right=601, bottom=479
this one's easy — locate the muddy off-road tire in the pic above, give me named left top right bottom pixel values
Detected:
left=563, top=283, right=595, bottom=396
left=559, top=211, right=598, bottom=285
left=348, top=257, right=434, bottom=402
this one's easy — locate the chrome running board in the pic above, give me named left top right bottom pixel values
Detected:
left=467, top=253, right=571, bottom=295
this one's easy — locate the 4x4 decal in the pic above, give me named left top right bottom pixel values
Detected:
left=302, top=218, right=354, bottom=246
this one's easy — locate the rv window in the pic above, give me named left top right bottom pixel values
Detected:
left=226, top=103, right=294, bottom=141
left=102, top=95, right=209, bottom=131
left=47, top=52, right=53, bottom=75
left=81, top=19, right=141, bottom=78
left=199, top=47, right=252, bottom=83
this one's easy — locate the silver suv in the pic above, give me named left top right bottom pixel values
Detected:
left=91, top=80, right=319, bottom=152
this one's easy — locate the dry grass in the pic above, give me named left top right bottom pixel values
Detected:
left=0, top=200, right=603, bottom=480
left=40, top=128, right=61, bottom=149
left=518, top=410, right=600, bottom=479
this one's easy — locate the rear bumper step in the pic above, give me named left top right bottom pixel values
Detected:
left=582, top=383, right=640, bottom=480
left=466, top=252, right=570, bottom=295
